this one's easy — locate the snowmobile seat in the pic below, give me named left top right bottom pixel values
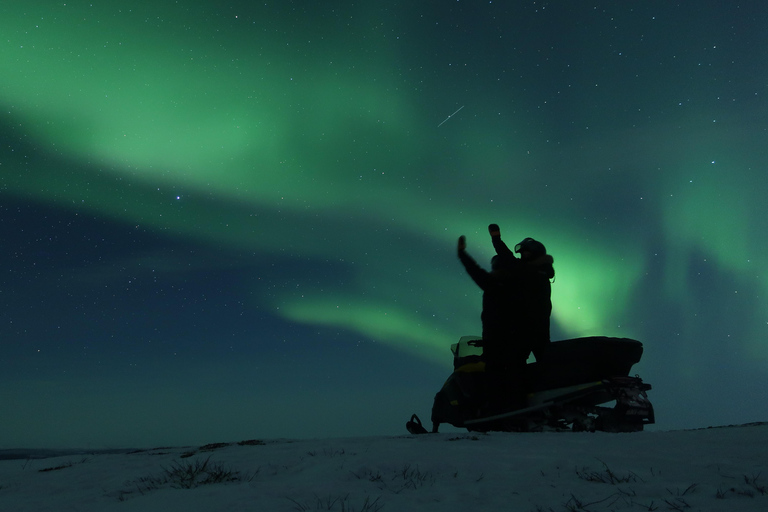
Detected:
left=525, top=337, right=644, bottom=391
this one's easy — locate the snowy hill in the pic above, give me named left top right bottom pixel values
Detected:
left=1, top=423, right=766, bottom=512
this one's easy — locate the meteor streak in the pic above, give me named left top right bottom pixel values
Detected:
left=437, top=105, right=465, bottom=127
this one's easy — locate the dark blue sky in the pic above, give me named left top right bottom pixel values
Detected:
left=1, top=1, right=767, bottom=448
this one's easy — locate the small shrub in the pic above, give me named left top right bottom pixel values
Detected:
left=38, top=462, right=73, bottom=473
left=287, top=494, right=383, bottom=512
left=396, top=463, right=435, bottom=490
left=744, top=473, right=767, bottom=495
left=199, top=442, right=230, bottom=451
left=663, top=497, right=691, bottom=511
left=238, top=439, right=266, bottom=446
left=161, top=456, right=239, bottom=489
left=120, top=455, right=254, bottom=499
left=575, top=459, right=639, bottom=485
left=715, top=473, right=766, bottom=499
left=38, top=457, right=90, bottom=473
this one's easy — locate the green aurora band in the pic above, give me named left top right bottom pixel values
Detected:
left=2, top=2, right=766, bottom=367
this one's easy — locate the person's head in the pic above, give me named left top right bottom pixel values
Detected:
left=514, top=237, right=546, bottom=262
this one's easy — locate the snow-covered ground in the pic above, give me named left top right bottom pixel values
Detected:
left=1, top=423, right=766, bottom=512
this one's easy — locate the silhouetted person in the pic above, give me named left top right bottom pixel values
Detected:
left=457, top=233, right=521, bottom=413
left=457, top=226, right=554, bottom=414
left=457, top=234, right=517, bottom=372
left=488, top=224, right=554, bottom=363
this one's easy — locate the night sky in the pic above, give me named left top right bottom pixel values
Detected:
left=2, top=1, right=767, bottom=449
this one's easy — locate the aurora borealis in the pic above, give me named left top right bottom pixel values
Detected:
left=2, top=1, right=767, bottom=448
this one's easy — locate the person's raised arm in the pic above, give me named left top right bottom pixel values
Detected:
left=488, top=223, right=514, bottom=259
left=458, top=236, right=493, bottom=290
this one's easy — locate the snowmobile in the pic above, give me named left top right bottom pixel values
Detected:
left=407, top=336, right=654, bottom=434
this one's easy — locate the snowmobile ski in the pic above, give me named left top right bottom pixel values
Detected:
left=405, top=414, right=429, bottom=435
left=463, top=381, right=604, bottom=427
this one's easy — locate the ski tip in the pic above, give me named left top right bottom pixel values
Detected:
left=406, top=414, right=429, bottom=435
